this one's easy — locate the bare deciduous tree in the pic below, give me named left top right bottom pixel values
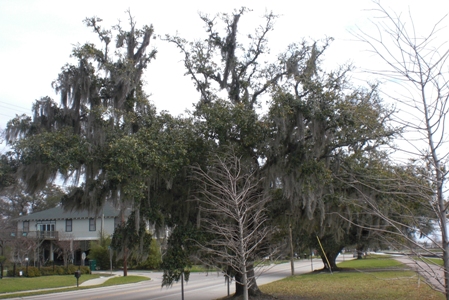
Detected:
left=193, top=150, right=272, bottom=300
left=55, top=234, right=79, bottom=266
left=352, top=1, right=449, bottom=297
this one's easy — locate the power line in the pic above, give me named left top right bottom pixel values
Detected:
left=0, top=100, right=31, bottom=111
left=0, top=113, right=17, bottom=118
left=0, top=110, right=29, bottom=118
left=0, top=105, right=31, bottom=112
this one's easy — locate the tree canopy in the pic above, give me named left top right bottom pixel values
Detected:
left=1, top=7, right=421, bottom=299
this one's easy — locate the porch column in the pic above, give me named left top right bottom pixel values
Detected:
left=70, top=240, right=74, bottom=263
left=50, top=243, right=54, bottom=261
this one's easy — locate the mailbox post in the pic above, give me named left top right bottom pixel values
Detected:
left=74, top=270, right=81, bottom=287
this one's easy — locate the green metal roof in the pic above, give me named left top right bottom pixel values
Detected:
left=16, top=202, right=125, bottom=221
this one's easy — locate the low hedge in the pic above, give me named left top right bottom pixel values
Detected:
left=6, top=265, right=90, bottom=277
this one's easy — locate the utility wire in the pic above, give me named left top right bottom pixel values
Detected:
left=0, top=100, right=30, bottom=111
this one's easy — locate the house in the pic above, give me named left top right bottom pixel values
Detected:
left=14, top=202, right=126, bottom=265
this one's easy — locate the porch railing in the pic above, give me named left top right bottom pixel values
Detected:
left=17, top=231, right=59, bottom=240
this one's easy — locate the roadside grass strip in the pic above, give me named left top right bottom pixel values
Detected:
left=260, top=255, right=444, bottom=300
left=260, top=270, right=444, bottom=300
left=0, top=274, right=103, bottom=293
left=0, top=275, right=149, bottom=299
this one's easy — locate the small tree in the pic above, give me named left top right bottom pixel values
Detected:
left=55, top=234, right=80, bottom=266
left=192, top=150, right=272, bottom=300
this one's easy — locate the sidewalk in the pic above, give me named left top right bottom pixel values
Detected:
left=79, top=274, right=116, bottom=287
left=394, top=255, right=445, bottom=293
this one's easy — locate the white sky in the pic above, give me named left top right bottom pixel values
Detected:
left=0, top=0, right=447, bottom=153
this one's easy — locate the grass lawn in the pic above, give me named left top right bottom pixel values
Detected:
left=259, top=256, right=445, bottom=300
left=0, top=274, right=103, bottom=293
left=336, top=256, right=405, bottom=269
left=260, top=270, right=443, bottom=300
left=0, top=275, right=149, bottom=299
left=422, top=257, right=443, bottom=266
left=98, top=275, right=149, bottom=287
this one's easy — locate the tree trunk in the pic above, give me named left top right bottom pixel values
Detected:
left=123, top=247, right=128, bottom=277
left=317, top=235, right=344, bottom=271
left=356, top=244, right=365, bottom=260
left=320, top=251, right=340, bottom=271
left=234, top=265, right=262, bottom=297
left=437, top=178, right=449, bottom=300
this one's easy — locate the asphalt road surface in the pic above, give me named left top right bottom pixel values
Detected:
left=8, top=258, right=332, bottom=300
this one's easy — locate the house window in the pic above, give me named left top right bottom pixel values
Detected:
left=66, top=219, right=72, bottom=232
left=89, top=218, right=96, bottom=231
left=37, top=222, right=56, bottom=238
left=38, top=223, right=55, bottom=232
left=23, top=221, right=29, bottom=232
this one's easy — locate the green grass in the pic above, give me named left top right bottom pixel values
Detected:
left=337, top=256, right=404, bottom=269
left=99, top=275, right=149, bottom=287
left=422, top=257, right=443, bottom=266
left=188, top=265, right=221, bottom=272
left=0, top=274, right=103, bottom=293
left=258, top=255, right=445, bottom=300
left=260, top=270, right=444, bottom=299
left=0, top=275, right=149, bottom=299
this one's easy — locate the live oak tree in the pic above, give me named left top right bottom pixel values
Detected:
left=166, top=8, right=284, bottom=297
left=6, top=12, right=156, bottom=206
left=317, top=150, right=433, bottom=267
left=0, top=182, right=64, bottom=221
left=6, top=22, right=201, bottom=273
left=5, top=13, right=160, bottom=276
left=167, top=7, right=397, bottom=294
left=264, top=47, right=395, bottom=271
left=0, top=152, right=18, bottom=192
left=165, top=7, right=285, bottom=111
left=1, top=7, right=413, bottom=297
left=335, top=150, right=435, bottom=249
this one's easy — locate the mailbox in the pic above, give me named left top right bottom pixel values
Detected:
left=74, top=270, right=81, bottom=287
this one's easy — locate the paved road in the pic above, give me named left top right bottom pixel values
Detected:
left=6, top=257, right=332, bottom=300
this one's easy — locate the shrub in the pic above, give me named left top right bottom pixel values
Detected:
left=4, top=264, right=90, bottom=277
left=89, top=237, right=113, bottom=270
left=80, top=266, right=91, bottom=274
left=42, top=266, right=60, bottom=276
left=26, top=266, right=41, bottom=277
left=138, top=239, right=162, bottom=270
left=67, top=264, right=77, bottom=274
left=56, top=266, right=66, bottom=275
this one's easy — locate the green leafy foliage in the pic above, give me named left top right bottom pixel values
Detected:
left=6, top=265, right=90, bottom=277
left=89, top=237, right=113, bottom=271
left=137, top=239, right=162, bottom=270
left=161, top=225, right=201, bottom=287
left=0, top=152, right=18, bottom=191
left=0, top=9, right=412, bottom=297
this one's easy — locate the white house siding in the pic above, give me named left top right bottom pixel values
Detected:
left=20, top=217, right=117, bottom=241
left=68, top=217, right=116, bottom=240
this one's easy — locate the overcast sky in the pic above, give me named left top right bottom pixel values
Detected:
left=0, top=0, right=447, bottom=152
